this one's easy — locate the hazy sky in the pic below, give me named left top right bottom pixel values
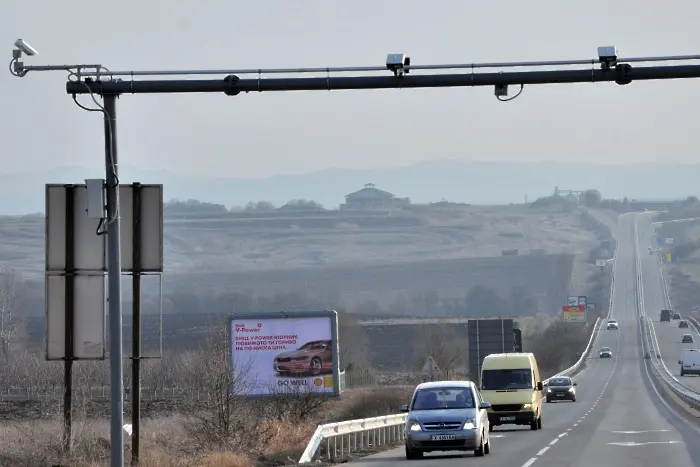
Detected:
left=3, top=1, right=699, bottom=179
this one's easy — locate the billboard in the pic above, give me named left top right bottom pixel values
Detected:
left=562, top=305, right=585, bottom=323
left=567, top=296, right=587, bottom=307
left=230, top=310, right=340, bottom=396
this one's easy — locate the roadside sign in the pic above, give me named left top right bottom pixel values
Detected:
left=587, top=303, right=596, bottom=310
left=421, top=356, right=443, bottom=381
left=567, top=296, right=587, bottom=306
left=595, top=259, right=606, bottom=267
left=666, top=253, right=672, bottom=263
left=562, top=305, right=586, bottom=323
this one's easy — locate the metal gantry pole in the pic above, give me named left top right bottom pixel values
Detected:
left=103, top=93, right=125, bottom=467
left=65, top=63, right=700, bottom=95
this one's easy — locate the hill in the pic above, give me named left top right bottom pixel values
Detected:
left=1, top=202, right=605, bottom=279
left=1, top=160, right=700, bottom=214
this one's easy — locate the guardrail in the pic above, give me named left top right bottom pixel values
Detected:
left=298, top=315, right=603, bottom=465
left=637, top=214, right=700, bottom=410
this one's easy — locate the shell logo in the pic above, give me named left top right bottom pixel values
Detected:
left=313, top=378, right=323, bottom=387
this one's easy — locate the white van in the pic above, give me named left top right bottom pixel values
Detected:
left=679, top=349, right=700, bottom=376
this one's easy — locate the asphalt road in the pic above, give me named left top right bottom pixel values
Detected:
left=346, top=213, right=700, bottom=467
left=638, top=213, right=700, bottom=392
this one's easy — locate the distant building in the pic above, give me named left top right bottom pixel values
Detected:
left=340, top=183, right=410, bottom=211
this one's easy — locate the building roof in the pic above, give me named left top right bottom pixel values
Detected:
left=345, top=183, right=395, bottom=201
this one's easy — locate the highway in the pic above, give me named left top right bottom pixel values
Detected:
left=641, top=214, right=700, bottom=392
left=346, top=212, right=700, bottom=467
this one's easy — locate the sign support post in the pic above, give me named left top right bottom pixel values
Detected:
left=131, top=183, right=143, bottom=466
left=62, top=185, right=75, bottom=453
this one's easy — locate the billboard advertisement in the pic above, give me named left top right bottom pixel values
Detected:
left=230, top=310, right=340, bottom=396
left=562, top=305, right=586, bottom=323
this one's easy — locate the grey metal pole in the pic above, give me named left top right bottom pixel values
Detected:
left=103, top=93, right=125, bottom=467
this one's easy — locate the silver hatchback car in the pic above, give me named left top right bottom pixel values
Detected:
left=400, top=380, right=492, bottom=460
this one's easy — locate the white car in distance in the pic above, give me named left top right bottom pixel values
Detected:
left=606, top=319, right=619, bottom=330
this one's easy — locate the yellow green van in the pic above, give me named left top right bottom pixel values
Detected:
left=479, top=352, right=543, bottom=431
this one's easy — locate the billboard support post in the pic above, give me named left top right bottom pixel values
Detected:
left=62, top=185, right=75, bottom=454
left=131, top=183, right=142, bottom=466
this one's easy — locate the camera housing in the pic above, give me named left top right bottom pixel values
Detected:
left=386, top=53, right=411, bottom=76
left=14, top=38, right=38, bottom=57
left=597, top=46, right=617, bottom=70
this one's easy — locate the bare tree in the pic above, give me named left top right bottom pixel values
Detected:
left=413, top=324, right=467, bottom=374
left=336, top=309, right=370, bottom=370
left=0, top=270, right=24, bottom=362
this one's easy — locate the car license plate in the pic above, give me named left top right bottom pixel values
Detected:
left=430, top=435, right=456, bottom=441
left=556, top=393, right=565, bottom=397
left=500, top=416, right=516, bottom=421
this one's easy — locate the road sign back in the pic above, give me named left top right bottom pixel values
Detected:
left=420, top=356, right=442, bottom=377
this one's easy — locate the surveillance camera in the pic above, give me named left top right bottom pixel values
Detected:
left=597, top=45, right=617, bottom=69
left=494, top=84, right=508, bottom=97
left=14, top=38, right=38, bottom=57
left=386, top=53, right=410, bottom=76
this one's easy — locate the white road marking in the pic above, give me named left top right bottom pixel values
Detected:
left=549, top=438, right=559, bottom=446
left=573, top=423, right=579, bottom=427
left=612, top=430, right=671, bottom=434
left=536, top=446, right=549, bottom=456
left=559, top=432, right=568, bottom=437
left=521, top=457, right=538, bottom=467
left=608, top=441, right=681, bottom=447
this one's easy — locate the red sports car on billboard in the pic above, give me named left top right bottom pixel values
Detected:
left=273, top=340, right=333, bottom=376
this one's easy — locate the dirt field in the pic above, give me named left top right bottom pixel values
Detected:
left=1, top=204, right=604, bottom=279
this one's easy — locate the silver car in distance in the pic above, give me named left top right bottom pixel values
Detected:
left=399, top=380, right=492, bottom=460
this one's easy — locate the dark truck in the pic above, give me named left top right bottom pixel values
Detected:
left=660, top=309, right=672, bottom=322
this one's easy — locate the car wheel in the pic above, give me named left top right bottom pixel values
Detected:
left=571, top=396, right=576, bottom=402
left=546, top=397, right=552, bottom=403
left=488, top=424, right=494, bottom=432
left=474, top=434, right=485, bottom=457
left=405, top=443, right=423, bottom=460
left=537, top=415, right=542, bottom=430
left=530, top=416, right=538, bottom=431
left=309, top=357, right=323, bottom=376
left=484, top=435, right=491, bottom=455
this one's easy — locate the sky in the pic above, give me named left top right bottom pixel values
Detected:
left=2, top=1, right=700, bottom=179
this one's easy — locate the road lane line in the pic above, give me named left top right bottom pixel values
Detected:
left=521, top=457, right=538, bottom=467
left=536, top=446, right=549, bottom=456
left=549, top=438, right=559, bottom=446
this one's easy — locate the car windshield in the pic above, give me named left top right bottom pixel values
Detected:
left=298, top=341, right=327, bottom=350
left=601, top=347, right=611, bottom=352
left=608, top=320, right=617, bottom=324
left=481, top=369, right=533, bottom=390
left=548, top=377, right=571, bottom=387
left=411, top=388, right=475, bottom=411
